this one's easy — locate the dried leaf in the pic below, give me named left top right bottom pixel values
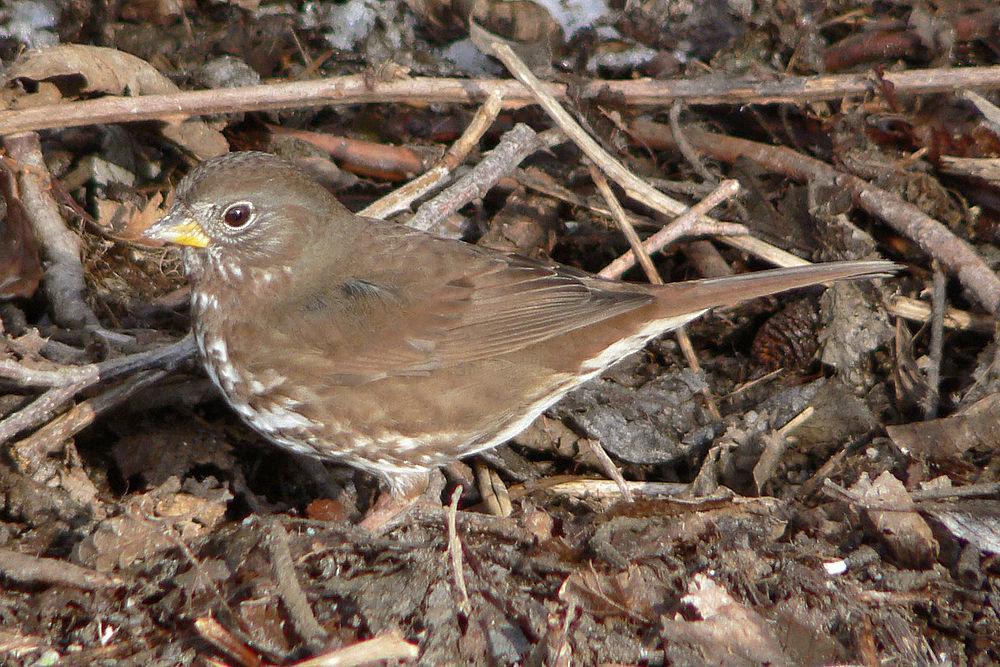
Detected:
left=559, top=564, right=668, bottom=622
left=663, top=574, right=790, bottom=666
left=6, top=44, right=228, bottom=159
left=922, top=500, right=1000, bottom=555
left=0, top=197, right=43, bottom=299
left=95, top=191, right=168, bottom=242
left=886, top=394, right=1000, bottom=460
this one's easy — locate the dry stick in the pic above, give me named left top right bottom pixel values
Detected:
left=589, top=165, right=722, bottom=421
left=0, top=336, right=196, bottom=449
left=668, top=102, right=715, bottom=183
left=630, top=120, right=1000, bottom=314
left=924, top=262, right=946, bottom=420
left=663, top=105, right=739, bottom=279
left=683, top=240, right=735, bottom=278
left=962, top=90, right=1000, bottom=133
left=0, top=333, right=196, bottom=388
left=2, top=133, right=98, bottom=329
left=486, top=41, right=697, bottom=223
left=0, top=381, right=86, bottom=447
left=194, top=618, right=265, bottom=667
left=888, top=295, right=993, bottom=332
left=582, top=438, right=634, bottom=503
left=648, top=108, right=730, bottom=419
left=361, top=90, right=504, bottom=220
left=589, top=165, right=660, bottom=281
left=598, top=180, right=742, bottom=280
left=406, top=125, right=563, bottom=232
left=910, top=481, right=1000, bottom=501
left=517, top=167, right=660, bottom=230
left=446, top=486, right=470, bottom=611
left=506, top=476, right=689, bottom=502
left=265, top=518, right=328, bottom=653
left=473, top=461, right=512, bottom=517
left=0, top=547, right=122, bottom=590
left=5, top=66, right=1000, bottom=135
left=292, top=633, right=420, bottom=667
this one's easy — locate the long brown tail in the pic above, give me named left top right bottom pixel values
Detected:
left=654, top=260, right=900, bottom=317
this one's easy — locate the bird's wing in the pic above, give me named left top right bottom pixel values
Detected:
left=279, top=228, right=653, bottom=385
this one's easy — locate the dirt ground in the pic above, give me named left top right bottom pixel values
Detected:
left=0, top=1, right=998, bottom=665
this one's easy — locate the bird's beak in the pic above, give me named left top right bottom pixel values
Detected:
left=144, top=206, right=210, bottom=248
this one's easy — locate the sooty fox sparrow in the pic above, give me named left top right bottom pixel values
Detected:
left=146, top=152, right=896, bottom=501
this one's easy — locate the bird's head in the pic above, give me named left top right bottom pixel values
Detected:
left=145, top=152, right=349, bottom=272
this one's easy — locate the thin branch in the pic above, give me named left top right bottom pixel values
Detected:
left=405, top=125, right=563, bottom=233
left=5, top=66, right=1000, bottom=135
left=888, top=295, right=994, bottom=332
left=446, top=486, right=470, bottom=612
left=0, top=334, right=196, bottom=388
left=486, top=41, right=694, bottom=221
left=598, top=180, right=742, bottom=280
left=0, top=382, right=86, bottom=447
left=10, top=369, right=170, bottom=474
left=0, top=547, right=123, bottom=590
left=266, top=519, right=328, bottom=653
left=361, top=90, right=504, bottom=220
left=923, top=262, right=946, bottom=420
left=291, top=633, right=420, bottom=667
left=2, top=133, right=98, bottom=328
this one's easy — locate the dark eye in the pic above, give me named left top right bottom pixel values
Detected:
left=222, top=203, right=253, bottom=228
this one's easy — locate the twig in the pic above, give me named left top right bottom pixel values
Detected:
left=629, top=120, right=1000, bottom=314
left=888, top=295, right=994, bottom=332
left=362, top=91, right=504, bottom=220
left=486, top=40, right=695, bottom=221
left=406, top=125, right=563, bottom=233
left=506, top=476, right=689, bottom=501
left=265, top=518, right=328, bottom=653
left=581, top=438, right=633, bottom=503
left=2, top=133, right=98, bottom=329
left=0, top=381, right=86, bottom=447
left=924, top=262, right=946, bottom=420
left=290, top=632, right=419, bottom=667
left=961, top=90, right=1000, bottom=133
left=910, top=482, right=1000, bottom=502
left=5, top=66, right=1000, bottom=135
left=516, top=167, right=659, bottom=229
left=194, top=617, right=264, bottom=667
left=446, top=486, right=470, bottom=611
left=682, top=240, right=734, bottom=278
left=0, top=334, right=196, bottom=388
left=473, top=462, right=512, bottom=517
left=668, top=102, right=715, bottom=182
left=0, top=547, right=122, bottom=590
left=589, top=165, right=660, bottom=282
left=598, top=180, right=743, bottom=280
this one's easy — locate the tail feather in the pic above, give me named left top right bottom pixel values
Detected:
left=654, top=260, right=900, bottom=316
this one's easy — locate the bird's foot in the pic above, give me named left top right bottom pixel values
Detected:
left=358, top=470, right=445, bottom=534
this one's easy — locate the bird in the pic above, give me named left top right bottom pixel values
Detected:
left=145, top=151, right=896, bottom=512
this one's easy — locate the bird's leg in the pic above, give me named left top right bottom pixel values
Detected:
left=358, top=470, right=444, bottom=533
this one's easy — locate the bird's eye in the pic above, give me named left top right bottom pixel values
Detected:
left=222, top=203, right=253, bottom=228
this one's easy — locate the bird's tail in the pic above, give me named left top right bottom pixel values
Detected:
left=653, top=260, right=900, bottom=317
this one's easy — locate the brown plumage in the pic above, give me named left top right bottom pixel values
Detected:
left=146, top=152, right=897, bottom=495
